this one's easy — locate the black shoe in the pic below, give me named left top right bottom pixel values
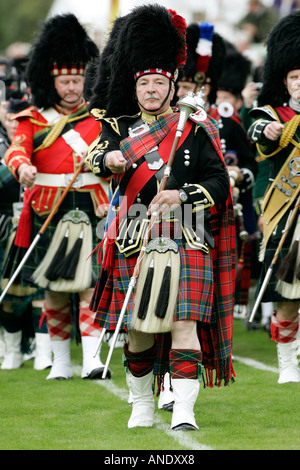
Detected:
left=162, top=401, right=174, bottom=412
left=83, top=367, right=111, bottom=380
left=172, top=423, right=197, bottom=431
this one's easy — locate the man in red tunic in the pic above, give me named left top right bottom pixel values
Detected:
left=4, top=14, right=110, bottom=380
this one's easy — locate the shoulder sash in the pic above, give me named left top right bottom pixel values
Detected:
left=262, top=145, right=300, bottom=249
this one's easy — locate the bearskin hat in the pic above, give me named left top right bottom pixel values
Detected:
left=217, top=41, right=252, bottom=97
left=258, top=11, right=300, bottom=107
left=7, top=97, right=30, bottom=114
left=177, top=22, right=225, bottom=104
left=89, top=4, right=187, bottom=117
left=26, top=13, right=99, bottom=109
left=88, top=14, right=128, bottom=112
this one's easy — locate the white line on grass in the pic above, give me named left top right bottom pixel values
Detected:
left=233, top=356, right=279, bottom=373
left=72, top=365, right=213, bottom=450
left=73, top=354, right=279, bottom=450
left=97, top=377, right=213, bottom=451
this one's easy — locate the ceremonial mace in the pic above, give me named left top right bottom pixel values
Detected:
left=100, top=92, right=203, bottom=379
left=248, top=192, right=300, bottom=323
left=0, top=162, right=85, bottom=304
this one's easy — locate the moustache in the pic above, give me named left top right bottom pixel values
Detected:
left=145, top=94, right=159, bottom=100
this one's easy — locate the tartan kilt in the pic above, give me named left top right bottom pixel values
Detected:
left=256, top=212, right=298, bottom=303
left=235, top=239, right=253, bottom=305
left=256, top=243, right=291, bottom=303
left=94, top=238, right=214, bottom=330
left=4, top=191, right=102, bottom=290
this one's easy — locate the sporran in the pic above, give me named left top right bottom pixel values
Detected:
left=131, top=237, right=180, bottom=333
left=32, top=209, right=93, bottom=292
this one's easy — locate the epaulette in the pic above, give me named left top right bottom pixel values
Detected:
left=12, top=105, right=37, bottom=120
left=90, top=108, right=106, bottom=120
left=249, top=105, right=277, bottom=121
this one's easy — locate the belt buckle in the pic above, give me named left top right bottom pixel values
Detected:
left=128, top=123, right=149, bottom=137
left=65, top=172, right=83, bottom=188
left=148, top=158, right=164, bottom=170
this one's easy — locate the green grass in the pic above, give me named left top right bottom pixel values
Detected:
left=0, top=320, right=300, bottom=450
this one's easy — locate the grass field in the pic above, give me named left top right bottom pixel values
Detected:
left=0, top=319, right=299, bottom=451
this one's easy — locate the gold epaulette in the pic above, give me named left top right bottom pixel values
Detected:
left=12, top=105, right=36, bottom=120
left=90, top=108, right=106, bottom=120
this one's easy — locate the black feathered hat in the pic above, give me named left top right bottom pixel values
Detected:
left=26, top=13, right=99, bottom=109
left=89, top=4, right=186, bottom=117
left=177, top=22, right=225, bottom=105
left=88, top=14, right=128, bottom=112
left=218, top=41, right=252, bottom=97
left=7, top=97, right=30, bottom=114
left=257, top=11, right=300, bottom=107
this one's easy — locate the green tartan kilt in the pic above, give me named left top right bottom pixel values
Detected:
left=256, top=244, right=290, bottom=303
left=256, top=214, right=298, bottom=303
left=3, top=191, right=102, bottom=292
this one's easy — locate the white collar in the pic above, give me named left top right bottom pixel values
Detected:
left=289, top=97, right=300, bottom=113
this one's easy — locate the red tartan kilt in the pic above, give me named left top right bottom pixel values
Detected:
left=94, top=240, right=214, bottom=330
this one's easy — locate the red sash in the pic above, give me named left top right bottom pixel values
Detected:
left=275, top=106, right=297, bottom=123
left=118, top=118, right=192, bottom=217
left=100, top=117, right=193, bottom=271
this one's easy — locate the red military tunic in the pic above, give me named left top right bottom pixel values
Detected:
left=5, top=103, right=109, bottom=248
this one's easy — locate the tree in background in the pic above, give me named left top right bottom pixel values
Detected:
left=0, top=0, right=54, bottom=54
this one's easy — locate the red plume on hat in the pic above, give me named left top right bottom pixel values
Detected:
left=177, top=22, right=225, bottom=104
left=168, top=9, right=187, bottom=69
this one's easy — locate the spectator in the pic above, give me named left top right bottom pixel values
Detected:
left=237, top=0, right=279, bottom=43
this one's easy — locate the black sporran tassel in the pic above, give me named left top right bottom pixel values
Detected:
left=53, top=231, right=83, bottom=280
left=89, top=268, right=108, bottom=312
left=137, top=260, right=154, bottom=320
left=45, top=229, right=69, bottom=281
left=276, top=237, right=299, bottom=284
left=296, top=257, right=300, bottom=281
left=155, top=262, right=171, bottom=319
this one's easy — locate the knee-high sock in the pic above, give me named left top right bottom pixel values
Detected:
left=78, top=300, right=101, bottom=337
left=169, top=349, right=203, bottom=380
left=45, top=302, right=72, bottom=341
left=32, top=305, right=48, bottom=334
left=271, top=313, right=299, bottom=344
left=123, top=342, right=156, bottom=377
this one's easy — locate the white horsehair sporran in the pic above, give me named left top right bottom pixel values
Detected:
left=131, top=236, right=180, bottom=333
left=33, top=208, right=92, bottom=292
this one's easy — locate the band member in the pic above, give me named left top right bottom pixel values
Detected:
left=176, top=22, right=225, bottom=108
left=248, top=11, right=300, bottom=383
left=176, top=24, right=257, bottom=319
left=0, top=94, right=38, bottom=370
left=86, top=5, right=235, bottom=430
left=4, top=14, right=109, bottom=380
left=162, top=21, right=227, bottom=410
left=210, top=41, right=258, bottom=318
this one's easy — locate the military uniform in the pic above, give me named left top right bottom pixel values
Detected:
left=3, top=14, right=110, bottom=380
left=86, top=5, right=236, bottom=430
left=247, top=11, right=300, bottom=383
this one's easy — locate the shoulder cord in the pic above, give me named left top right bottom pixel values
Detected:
left=257, top=114, right=300, bottom=159
left=32, top=112, right=90, bottom=153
